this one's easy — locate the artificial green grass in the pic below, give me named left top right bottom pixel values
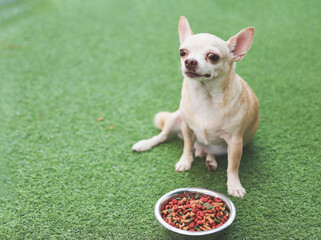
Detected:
left=0, top=0, right=320, bottom=239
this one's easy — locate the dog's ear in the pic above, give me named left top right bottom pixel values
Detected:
left=227, top=27, right=254, bottom=61
left=178, top=16, right=193, bottom=44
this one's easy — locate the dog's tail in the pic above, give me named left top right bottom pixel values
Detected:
left=154, top=111, right=171, bottom=130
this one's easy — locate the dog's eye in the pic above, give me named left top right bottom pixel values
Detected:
left=208, top=53, right=220, bottom=63
left=180, top=49, right=187, bottom=57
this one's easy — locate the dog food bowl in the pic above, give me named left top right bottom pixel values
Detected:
left=154, top=187, right=236, bottom=240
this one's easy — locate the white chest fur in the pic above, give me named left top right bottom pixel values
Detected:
left=180, top=77, right=242, bottom=147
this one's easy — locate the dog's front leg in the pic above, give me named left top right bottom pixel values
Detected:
left=175, top=121, right=195, bottom=172
left=226, top=137, right=246, bottom=198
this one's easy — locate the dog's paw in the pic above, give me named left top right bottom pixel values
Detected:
left=132, top=140, right=152, bottom=152
left=227, top=184, right=246, bottom=198
left=205, top=154, right=217, bottom=171
left=206, top=159, right=217, bottom=171
left=175, top=156, right=193, bottom=172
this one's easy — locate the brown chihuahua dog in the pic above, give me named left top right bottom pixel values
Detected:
left=133, top=16, right=259, bottom=198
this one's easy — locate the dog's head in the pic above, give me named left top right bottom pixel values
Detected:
left=178, top=16, right=254, bottom=81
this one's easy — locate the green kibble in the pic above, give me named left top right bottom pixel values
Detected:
left=189, top=208, right=192, bottom=211
left=194, top=194, right=200, bottom=199
left=168, top=214, right=173, bottom=218
left=180, top=212, right=184, bottom=216
left=206, top=205, right=213, bottom=210
left=214, top=219, right=221, bottom=224
left=167, top=209, right=172, bottom=213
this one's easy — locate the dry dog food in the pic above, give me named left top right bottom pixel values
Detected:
left=161, top=192, right=230, bottom=231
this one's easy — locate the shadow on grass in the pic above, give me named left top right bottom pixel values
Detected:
left=241, top=141, right=261, bottom=168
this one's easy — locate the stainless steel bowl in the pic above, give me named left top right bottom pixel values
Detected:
left=154, top=188, right=236, bottom=240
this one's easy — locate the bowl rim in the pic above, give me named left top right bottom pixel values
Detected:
left=154, top=187, right=236, bottom=236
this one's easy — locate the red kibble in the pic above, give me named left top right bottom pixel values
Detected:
left=189, top=222, right=194, bottom=228
left=160, top=193, right=229, bottom=232
left=197, top=220, right=203, bottom=225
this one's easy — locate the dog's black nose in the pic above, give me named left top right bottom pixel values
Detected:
left=185, top=58, right=198, bottom=70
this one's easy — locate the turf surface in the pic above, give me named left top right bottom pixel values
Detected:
left=0, top=0, right=320, bottom=239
